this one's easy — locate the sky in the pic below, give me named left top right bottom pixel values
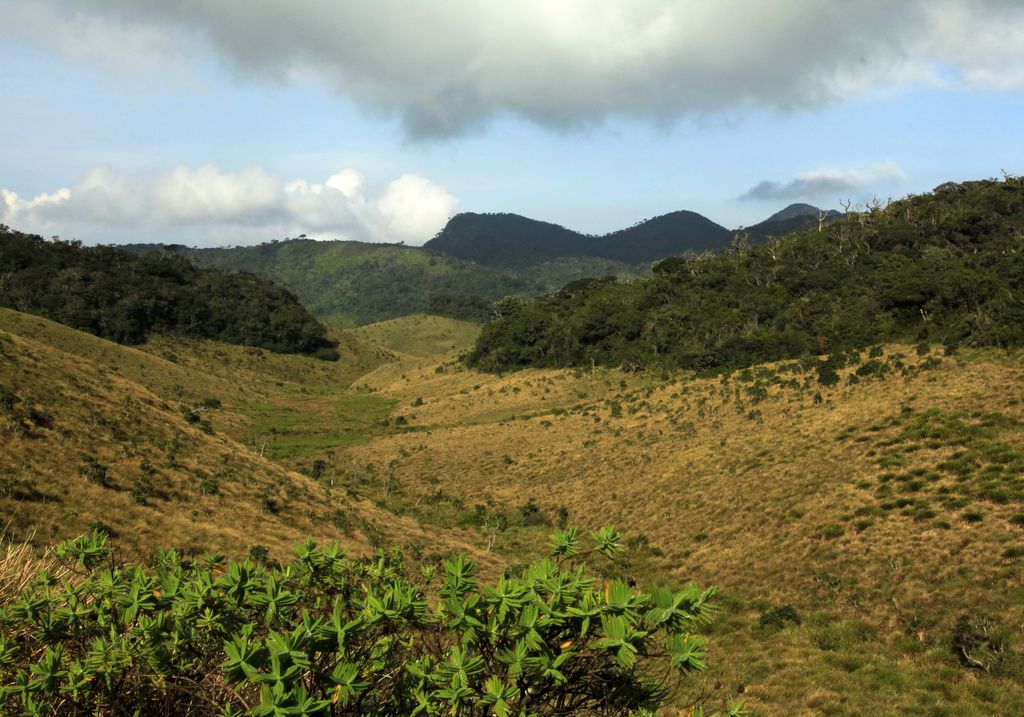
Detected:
left=1, top=1, right=1023, bottom=247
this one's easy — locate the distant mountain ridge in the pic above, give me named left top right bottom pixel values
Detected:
left=424, top=210, right=731, bottom=268
left=425, top=205, right=834, bottom=268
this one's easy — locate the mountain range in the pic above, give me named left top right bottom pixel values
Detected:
left=424, top=202, right=835, bottom=268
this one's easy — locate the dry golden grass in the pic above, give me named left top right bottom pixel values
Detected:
left=0, top=525, right=71, bottom=604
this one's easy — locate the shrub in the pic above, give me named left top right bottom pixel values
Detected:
left=1002, top=546, right=1024, bottom=561
left=308, top=458, right=329, bottom=480
left=820, top=524, right=845, bottom=540
left=130, top=475, right=154, bottom=504
left=518, top=498, right=551, bottom=527
left=78, top=455, right=112, bottom=488
left=327, top=509, right=352, bottom=533
left=855, top=360, right=889, bottom=378
left=248, top=543, right=271, bottom=564
left=816, top=362, right=840, bottom=387
left=759, top=604, right=801, bottom=630
left=951, top=614, right=1015, bottom=674
left=0, top=387, right=16, bottom=414
left=258, top=491, right=279, bottom=514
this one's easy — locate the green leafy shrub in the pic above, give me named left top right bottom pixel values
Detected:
left=0, top=528, right=716, bottom=716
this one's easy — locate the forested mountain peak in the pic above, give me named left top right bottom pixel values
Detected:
left=763, top=203, right=828, bottom=222
left=425, top=208, right=731, bottom=267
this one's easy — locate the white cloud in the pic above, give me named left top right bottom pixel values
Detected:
left=0, top=165, right=458, bottom=246
left=739, top=162, right=908, bottom=201
left=377, top=175, right=461, bottom=243
left=3, top=1, right=1023, bottom=138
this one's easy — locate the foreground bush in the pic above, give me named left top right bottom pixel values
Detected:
left=0, top=528, right=720, bottom=716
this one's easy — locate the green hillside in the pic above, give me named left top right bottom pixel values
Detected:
left=469, top=178, right=1024, bottom=372
left=156, top=239, right=638, bottom=327
left=5, top=312, right=1024, bottom=714
left=0, top=307, right=495, bottom=565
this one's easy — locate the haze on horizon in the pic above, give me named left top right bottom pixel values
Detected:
left=1, top=0, right=1022, bottom=247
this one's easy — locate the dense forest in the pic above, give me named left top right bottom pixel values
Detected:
left=468, top=178, right=1024, bottom=372
left=0, top=226, right=337, bottom=358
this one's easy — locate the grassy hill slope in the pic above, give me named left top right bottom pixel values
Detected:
left=0, top=308, right=501, bottom=572
left=351, top=314, right=480, bottom=357
left=5, top=304, right=1024, bottom=713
